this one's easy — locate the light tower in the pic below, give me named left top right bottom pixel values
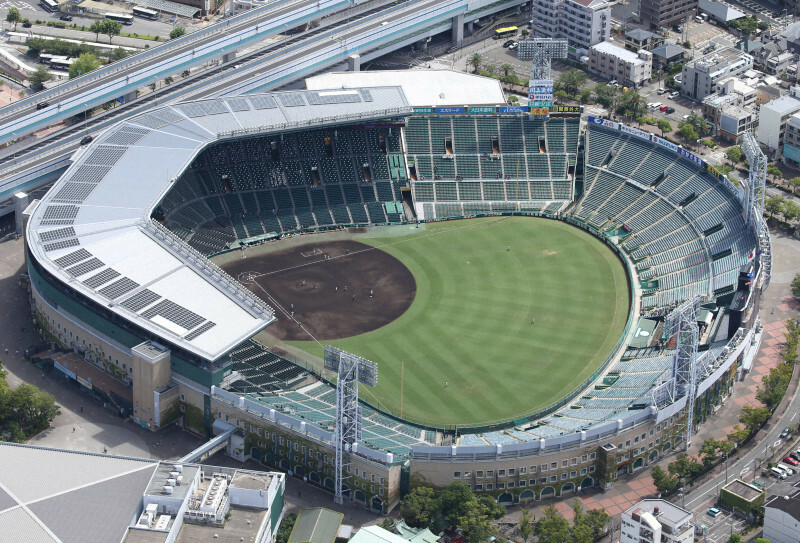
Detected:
left=324, top=346, right=378, bottom=504
left=742, top=130, right=771, bottom=290
left=517, top=38, right=568, bottom=116
left=665, top=297, right=701, bottom=448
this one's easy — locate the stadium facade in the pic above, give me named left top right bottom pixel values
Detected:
left=23, top=83, right=767, bottom=513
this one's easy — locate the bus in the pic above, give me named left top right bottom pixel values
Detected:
left=50, top=57, right=74, bottom=71
left=105, top=12, right=134, bottom=25
left=40, top=0, right=59, bottom=12
left=132, top=6, right=159, bottom=20
left=494, top=26, right=518, bottom=39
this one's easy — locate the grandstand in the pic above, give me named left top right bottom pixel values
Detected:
left=24, top=83, right=767, bottom=510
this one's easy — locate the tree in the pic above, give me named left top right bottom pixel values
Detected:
left=765, top=195, right=786, bottom=218
left=727, top=535, right=743, bottom=543
left=440, top=482, right=475, bottom=528
left=677, top=123, right=698, bottom=142
left=520, top=29, right=529, bottom=38
left=616, top=88, right=643, bottom=118
left=28, top=64, right=52, bottom=91
left=739, top=404, right=771, bottom=434
left=788, top=177, right=800, bottom=195
left=518, top=508, right=534, bottom=542
left=580, top=508, right=611, bottom=541
left=784, top=200, right=800, bottom=223
left=69, top=53, right=101, bottom=79
left=579, top=88, right=592, bottom=103
left=656, top=119, right=672, bottom=136
left=164, top=76, right=174, bottom=85
left=469, top=53, right=482, bottom=74
left=500, top=63, right=513, bottom=78
left=767, top=164, right=783, bottom=181
left=753, top=539, right=770, bottom=543
left=101, top=19, right=122, bottom=44
left=399, top=486, right=439, bottom=530
left=726, top=146, right=742, bottom=163
left=170, top=25, right=186, bottom=39
left=275, top=513, right=296, bottom=543
left=90, top=20, right=104, bottom=42
left=559, top=68, right=587, bottom=97
left=792, top=273, right=800, bottom=300
left=182, top=69, right=190, bottom=78
left=6, top=7, right=21, bottom=31
left=534, top=505, right=570, bottom=543
left=651, top=465, right=678, bottom=493
left=594, top=83, right=619, bottom=109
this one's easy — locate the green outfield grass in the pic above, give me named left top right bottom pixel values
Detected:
left=289, top=217, right=631, bottom=427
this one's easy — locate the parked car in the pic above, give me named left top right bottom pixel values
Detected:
left=707, top=508, right=722, bottom=518
left=80, top=136, right=93, bottom=146
left=781, top=427, right=790, bottom=439
left=666, top=107, right=675, bottom=114
left=771, top=467, right=788, bottom=479
left=669, top=91, right=680, bottom=99
left=502, top=40, right=514, bottom=48
left=783, top=455, right=799, bottom=466
left=508, top=42, right=518, bottom=50
left=22, top=21, right=32, bottom=28
left=790, top=452, right=800, bottom=462
left=659, top=104, right=669, bottom=112
left=657, top=88, right=666, bottom=95
left=36, top=102, right=49, bottom=110
left=650, top=102, right=662, bottom=110
left=609, top=79, right=618, bottom=86
left=59, top=14, right=73, bottom=21
left=778, top=463, right=796, bottom=475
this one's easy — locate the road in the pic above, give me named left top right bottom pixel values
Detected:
left=0, top=0, right=346, bottom=143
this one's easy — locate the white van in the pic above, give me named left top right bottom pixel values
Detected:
left=778, top=463, right=796, bottom=476
left=771, top=467, right=788, bottom=479
left=695, top=15, right=704, bottom=23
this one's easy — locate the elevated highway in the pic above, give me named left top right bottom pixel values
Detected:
left=0, top=0, right=528, bottom=210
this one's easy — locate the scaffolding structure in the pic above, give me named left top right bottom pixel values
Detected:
left=324, top=346, right=377, bottom=505
left=517, top=38, right=569, bottom=80
left=665, top=297, right=701, bottom=447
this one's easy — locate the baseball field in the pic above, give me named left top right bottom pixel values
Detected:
left=225, top=216, right=631, bottom=427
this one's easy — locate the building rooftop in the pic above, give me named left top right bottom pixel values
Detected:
left=765, top=490, right=800, bottom=520
left=289, top=508, right=344, bottom=543
left=144, top=462, right=200, bottom=501
left=175, top=506, right=269, bottom=543
left=231, top=470, right=274, bottom=491
left=0, top=442, right=283, bottom=543
left=652, top=43, right=687, bottom=60
left=624, top=499, right=692, bottom=527
left=591, top=41, right=647, bottom=64
left=763, top=93, right=800, bottom=115
left=305, top=71, right=504, bottom=108
left=688, top=47, right=752, bottom=76
left=626, top=28, right=660, bottom=41
left=26, top=87, right=411, bottom=363
left=352, top=526, right=412, bottom=543
left=722, top=479, right=765, bottom=502
left=699, top=0, right=745, bottom=22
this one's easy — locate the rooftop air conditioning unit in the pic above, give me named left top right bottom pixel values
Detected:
left=163, top=486, right=173, bottom=495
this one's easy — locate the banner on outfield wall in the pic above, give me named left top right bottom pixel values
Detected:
left=651, top=135, right=679, bottom=152
left=412, top=107, right=434, bottom=113
left=588, top=116, right=619, bottom=130
left=499, top=106, right=528, bottom=113
left=435, top=106, right=466, bottom=114
left=678, top=147, right=704, bottom=166
left=620, top=124, right=650, bottom=140
left=469, top=106, right=497, bottom=113
left=549, top=105, right=582, bottom=115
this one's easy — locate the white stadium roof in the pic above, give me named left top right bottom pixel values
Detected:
left=305, top=70, right=506, bottom=107
left=27, top=86, right=411, bottom=361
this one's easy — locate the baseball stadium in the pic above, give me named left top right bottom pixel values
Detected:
left=23, top=74, right=769, bottom=513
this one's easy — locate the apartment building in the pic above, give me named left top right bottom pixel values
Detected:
left=532, top=0, right=611, bottom=60
left=681, top=47, right=754, bottom=100
left=640, top=0, right=698, bottom=30
left=757, top=86, right=800, bottom=153
left=589, top=41, right=653, bottom=88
